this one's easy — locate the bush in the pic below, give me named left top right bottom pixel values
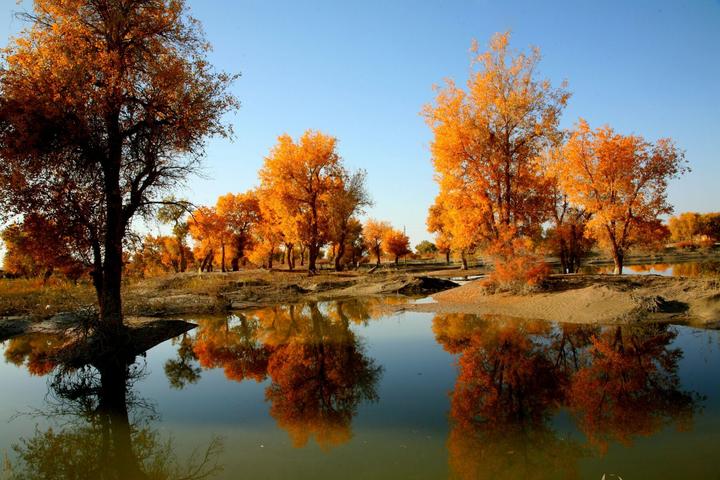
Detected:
left=484, top=237, right=550, bottom=294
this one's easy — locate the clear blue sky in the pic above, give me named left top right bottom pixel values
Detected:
left=1, top=0, right=719, bottom=247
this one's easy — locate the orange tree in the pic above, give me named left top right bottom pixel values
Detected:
left=556, top=119, right=687, bottom=274
left=383, top=228, right=411, bottom=265
left=362, top=219, right=391, bottom=266
left=423, top=32, right=568, bottom=280
left=258, top=130, right=346, bottom=274
left=216, top=191, right=262, bottom=270
left=0, top=0, right=237, bottom=327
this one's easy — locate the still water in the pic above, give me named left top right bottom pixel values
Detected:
left=583, top=261, right=720, bottom=277
left=1, top=298, right=720, bottom=479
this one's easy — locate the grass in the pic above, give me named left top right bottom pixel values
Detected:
left=0, top=277, right=96, bottom=317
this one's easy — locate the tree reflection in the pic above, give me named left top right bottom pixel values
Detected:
left=434, top=315, right=584, bottom=479
left=176, top=300, right=383, bottom=450
left=433, top=314, right=700, bottom=479
left=568, top=324, right=697, bottom=453
left=4, top=326, right=223, bottom=480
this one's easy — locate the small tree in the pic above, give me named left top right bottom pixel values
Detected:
left=363, top=220, right=391, bottom=266
left=415, top=240, right=438, bottom=256
left=383, top=229, right=411, bottom=265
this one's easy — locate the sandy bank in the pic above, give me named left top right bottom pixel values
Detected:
left=405, top=274, right=720, bottom=326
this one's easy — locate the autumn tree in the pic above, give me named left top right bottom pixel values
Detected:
left=427, top=198, right=453, bottom=264
left=157, top=197, right=193, bottom=272
left=258, top=130, right=347, bottom=274
left=0, top=0, right=237, bottom=328
left=424, top=32, right=568, bottom=278
left=699, top=213, right=720, bottom=243
left=668, top=212, right=703, bottom=246
left=363, top=219, right=391, bottom=266
left=383, top=228, right=411, bottom=265
left=545, top=163, right=594, bottom=273
left=216, top=191, right=262, bottom=270
left=1, top=214, right=88, bottom=282
left=327, top=170, right=371, bottom=271
left=556, top=119, right=687, bottom=274
left=188, top=206, right=225, bottom=272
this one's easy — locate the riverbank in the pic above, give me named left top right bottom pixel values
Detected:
left=405, top=274, right=720, bottom=326
left=0, top=268, right=464, bottom=320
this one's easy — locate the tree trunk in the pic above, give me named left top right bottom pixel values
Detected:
left=268, top=247, right=274, bottom=269
left=445, top=250, right=450, bottom=264
left=101, top=182, right=124, bottom=329
left=461, top=250, right=468, bottom=270
left=612, top=249, right=624, bottom=275
left=178, top=236, right=187, bottom=272
left=221, top=241, right=226, bottom=272
left=335, top=237, right=346, bottom=272
left=300, top=244, right=306, bottom=266
left=308, top=243, right=318, bottom=274
left=375, top=245, right=381, bottom=266
left=394, top=255, right=399, bottom=265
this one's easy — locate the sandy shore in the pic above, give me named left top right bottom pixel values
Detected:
left=403, top=274, right=720, bottom=326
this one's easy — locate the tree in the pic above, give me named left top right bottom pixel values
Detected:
left=363, top=219, right=391, bottom=266
left=545, top=165, right=594, bottom=274
left=415, top=240, right=438, bottom=256
left=157, top=197, right=192, bottom=273
left=327, top=170, right=371, bottom=271
left=383, top=228, right=411, bottom=265
left=668, top=212, right=701, bottom=245
left=423, top=32, right=567, bottom=276
left=258, top=130, right=346, bottom=274
left=0, top=0, right=237, bottom=327
left=427, top=198, right=453, bottom=264
left=699, top=213, right=720, bottom=243
left=1, top=214, right=88, bottom=282
left=188, top=206, right=225, bottom=272
left=556, top=119, right=687, bottom=274
left=216, top=191, right=262, bottom=270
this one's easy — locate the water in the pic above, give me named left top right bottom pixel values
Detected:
left=582, top=260, right=720, bottom=277
left=1, top=298, right=720, bottom=479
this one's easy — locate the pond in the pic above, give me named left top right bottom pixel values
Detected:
left=582, top=261, right=720, bottom=277
left=1, top=298, right=720, bottom=479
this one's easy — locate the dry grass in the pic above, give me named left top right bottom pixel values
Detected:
left=0, top=278, right=96, bottom=317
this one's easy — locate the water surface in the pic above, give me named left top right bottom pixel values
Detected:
left=1, top=298, right=719, bottom=479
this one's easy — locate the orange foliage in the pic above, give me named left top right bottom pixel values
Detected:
left=258, top=131, right=346, bottom=273
left=0, top=0, right=237, bottom=325
left=555, top=119, right=687, bottom=274
left=382, top=228, right=411, bottom=265
left=362, top=219, right=391, bottom=266
left=424, top=32, right=568, bottom=279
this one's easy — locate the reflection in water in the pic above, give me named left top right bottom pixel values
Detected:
left=0, top=299, right=710, bottom=479
left=433, top=314, right=700, bottom=479
left=3, top=327, right=223, bottom=480
left=584, top=261, right=720, bottom=277
left=169, top=299, right=386, bottom=450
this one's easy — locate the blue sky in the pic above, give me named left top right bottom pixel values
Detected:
left=1, top=0, right=718, bottom=247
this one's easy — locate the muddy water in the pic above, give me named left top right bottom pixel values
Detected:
left=1, top=297, right=719, bottom=479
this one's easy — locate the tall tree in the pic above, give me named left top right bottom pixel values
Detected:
left=423, top=32, right=568, bottom=269
left=0, top=0, right=237, bottom=327
left=258, top=130, right=345, bottom=274
left=556, top=119, right=687, bottom=274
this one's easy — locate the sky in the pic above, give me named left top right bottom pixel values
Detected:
left=0, top=0, right=719, bottom=249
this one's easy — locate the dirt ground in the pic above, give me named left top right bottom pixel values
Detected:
left=406, top=274, right=720, bottom=326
